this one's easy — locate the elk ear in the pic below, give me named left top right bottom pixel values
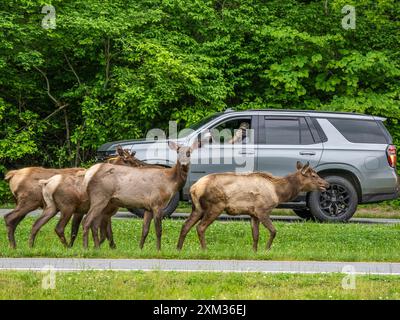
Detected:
left=116, top=145, right=124, bottom=157
left=190, top=140, right=200, bottom=151
left=301, top=161, right=310, bottom=175
left=296, top=161, right=303, bottom=170
left=122, top=149, right=131, bottom=159
left=130, top=150, right=136, bottom=157
left=168, top=141, right=179, bottom=151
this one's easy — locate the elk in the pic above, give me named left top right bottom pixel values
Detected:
left=177, top=162, right=329, bottom=252
left=4, top=167, right=83, bottom=249
left=28, top=146, right=147, bottom=248
left=82, top=141, right=197, bottom=250
left=3, top=146, right=135, bottom=248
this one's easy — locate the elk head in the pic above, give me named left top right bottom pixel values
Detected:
left=107, top=145, right=138, bottom=167
left=296, top=161, right=329, bottom=192
left=168, top=141, right=199, bottom=166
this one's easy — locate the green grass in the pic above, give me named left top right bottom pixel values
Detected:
left=0, top=271, right=399, bottom=299
left=1, top=217, right=400, bottom=262
left=3, top=202, right=400, bottom=218
left=174, top=202, right=400, bottom=219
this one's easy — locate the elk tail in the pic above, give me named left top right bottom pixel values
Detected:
left=4, top=170, right=17, bottom=182
left=38, top=179, right=50, bottom=187
left=39, top=179, right=56, bottom=210
left=82, top=163, right=102, bottom=194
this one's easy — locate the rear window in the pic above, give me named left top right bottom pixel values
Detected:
left=265, top=117, right=315, bottom=145
left=328, top=118, right=388, bottom=144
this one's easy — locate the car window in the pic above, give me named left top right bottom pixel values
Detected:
left=265, top=117, right=314, bottom=145
left=328, top=119, right=388, bottom=144
left=209, top=118, right=252, bottom=144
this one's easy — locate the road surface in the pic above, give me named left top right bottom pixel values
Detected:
left=0, top=258, right=399, bottom=275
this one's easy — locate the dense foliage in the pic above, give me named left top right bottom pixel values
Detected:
left=0, top=0, right=399, bottom=203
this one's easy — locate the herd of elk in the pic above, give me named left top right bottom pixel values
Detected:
left=81, top=141, right=197, bottom=250
left=3, top=141, right=329, bottom=251
left=28, top=147, right=139, bottom=249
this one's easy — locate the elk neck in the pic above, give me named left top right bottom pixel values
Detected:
left=170, top=160, right=190, bottom=190
left=273, top=172, right=304, bottom=203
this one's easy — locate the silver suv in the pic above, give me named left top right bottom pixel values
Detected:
left=97, top=109, right=399, bottom=222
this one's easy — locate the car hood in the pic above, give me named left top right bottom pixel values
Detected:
left=98, top=138, right=155, bottom=152
left=98, top=137, right=189, bottom=152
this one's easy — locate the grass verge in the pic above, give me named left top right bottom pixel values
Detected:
left=0, top=271, right=399, bottom=299
left=1, top=217, right=399, bottom=262
left=3, top=202, right=400, bottom=219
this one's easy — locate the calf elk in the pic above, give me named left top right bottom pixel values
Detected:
left=177, top=162, right=329, bottom=251
left=82, top=141, right=197, bottom=250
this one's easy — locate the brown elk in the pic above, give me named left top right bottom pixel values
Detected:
left=177, top=162, right=329, bottom=251
left=3, top=146, right=136, bottom=248
left=28, top=146, right=148, bottom=248
left=82, top=141, right=197, bottom=250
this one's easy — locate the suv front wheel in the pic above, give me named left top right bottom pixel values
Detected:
left=308, top=176, right=358, bottom=222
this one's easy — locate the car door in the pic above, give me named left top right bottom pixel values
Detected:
left=189, top=115, right=258, bottom=185
left=257, top=115, right=323, bottom=177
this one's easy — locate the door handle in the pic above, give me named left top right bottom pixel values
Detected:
left=299, top=151, right=316, bottom=156
left=238, top=151, right=255, bottom=155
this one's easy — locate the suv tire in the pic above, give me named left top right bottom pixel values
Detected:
left=128, top=192, right=180, bottom=218
left=309, top=175, right=358, bottom=222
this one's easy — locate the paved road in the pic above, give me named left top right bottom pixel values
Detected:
left=0, top=209, right=399, bottom=224
left=0, top=258, right=399, bottom=275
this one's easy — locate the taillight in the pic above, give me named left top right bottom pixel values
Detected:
left=387, top=145, right=397, bottom=168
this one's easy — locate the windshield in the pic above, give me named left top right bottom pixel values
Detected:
left=166, top=112, right=223, bottom=139
left=187, top=113, right=223, bottom=131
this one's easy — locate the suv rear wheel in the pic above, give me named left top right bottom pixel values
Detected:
left=128, top=192, right=180, bottom=218
left=309, top=175, right=358, bottom=222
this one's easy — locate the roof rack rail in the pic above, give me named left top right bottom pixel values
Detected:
left=245, top=108, right=369, bottom=117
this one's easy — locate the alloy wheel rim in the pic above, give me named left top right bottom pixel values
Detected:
left=318, top=183, right=350, bottom=217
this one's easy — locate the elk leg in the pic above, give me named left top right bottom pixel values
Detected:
left=99, top=216, right=115, bottom=249
left=29, top=206, right=58, bottom=248
left=99, top=206, right=118, bottom=249
left=90, top=215, right=103, bottom=249
left=69, top=213, right=84, bottom=248
left=105, top=216, right=116, bottom=249
left=153, top=209, right=163, bottom=251
left=177, top=209, right=203, bottom=250
left=250, top=216, right=260, bottom=252
left=99, top=217, right=108, bottom=245
left=5, top=202, right=38, bottom=249
left=54, top=211, right=74, bottom=247
left=139, top=210, right=153, bottom=249
left=83, top=202, right=107, bottom=249
left=259, top=214, right=276, bottom=251
left=196, top=214, right=219, bottom=250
